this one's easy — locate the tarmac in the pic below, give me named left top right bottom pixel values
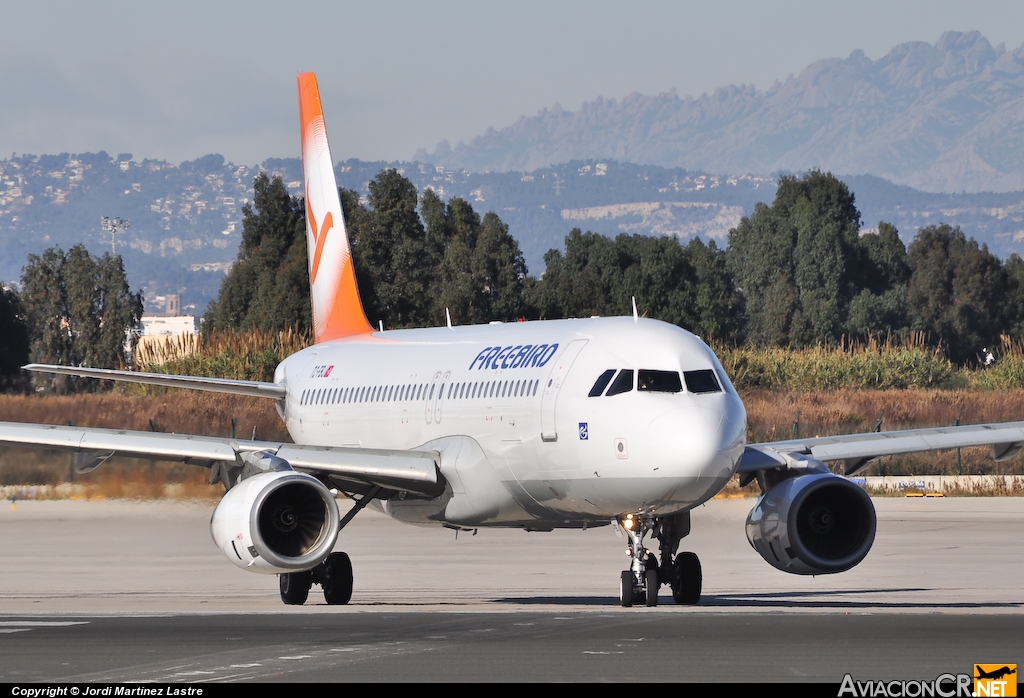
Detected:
left=1, top=496, right=1022, bottom=681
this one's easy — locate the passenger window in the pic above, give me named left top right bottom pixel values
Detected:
left=638, top=370, right=682, bottom=393
left=605, top=369, right=634, bottom=396
left=588, top=369, right=616, bottom=397
left=683, top=369, right=722, bottom=394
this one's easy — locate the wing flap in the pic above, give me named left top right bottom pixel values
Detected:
left=277, top=444, right=441, bottom=495
left=24, top=364, right=286, bottom=399
left=743, top=421, right=1024, bottom=473
left=0, top=421, right=441, bottom=496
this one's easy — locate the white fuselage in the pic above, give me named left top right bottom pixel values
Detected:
left=276, top=317, right=748, bottom=529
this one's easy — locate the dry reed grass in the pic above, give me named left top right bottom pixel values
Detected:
left=716, top=334, right=1024, bottom=391
left=744, top=388, right=1024, bottom=475
left=715, top=334, right=959, bottom=390
left=134, top=327, right=309, bottom=382
left=7, top=327, right=1024, bottom=495
left=0, top=391, right=286, bottom=495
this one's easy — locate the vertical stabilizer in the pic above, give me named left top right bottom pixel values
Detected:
left=298, top=72, right=374, bottom=342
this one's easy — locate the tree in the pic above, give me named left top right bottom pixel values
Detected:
left=355, top=169, right=434, bottom=328
left=204, top=173, right=310, bottom=333
left=208, top=169, right=527, bottom=332
left=530, top=229, right=622, bottom=319
left=846, top=222, right=911, bottom=339
left=727, top=201, right=799, bottom=346
left=1005, top=253, right=1024, bottom=338
left=471, top=212, right=529, bottom=321
left=530, top=230, right=744, bottom=343
left=0, top=284, right=30, bottom=392
left=906, top=224, right=1008, bottom=364
left=423, top=191, right=529, bottom=324
left=728, top=171, right=884, bottom=346
left=685, top=238, right=745, bottom=343
left=21, top=245, right=143, bottom=391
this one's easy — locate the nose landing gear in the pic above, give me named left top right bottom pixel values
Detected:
left=617, top=511, right=702, bottom=607
left=618, top=513, right=660, bottom=607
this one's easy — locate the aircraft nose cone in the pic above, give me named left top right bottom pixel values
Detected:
left=645, top=406, right=728, bottom=475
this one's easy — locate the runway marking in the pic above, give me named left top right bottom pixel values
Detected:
left=0, top=621, right=89, bottom=634
left=229, top=663, right=262, bottom=667
left=279, top=655, right=312, bottom=660
left=0, top=621, right=90, bottom=626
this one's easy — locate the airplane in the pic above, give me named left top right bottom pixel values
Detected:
left=4, top=72, right=1024, bottom=608
left=975, top=667, right=1017, bottom=681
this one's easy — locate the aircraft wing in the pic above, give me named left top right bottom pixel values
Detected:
left=739, top=421, right=1024, bottom=476
left=0, top=421, right=442, bottom=497
left=23, top=364, right=286, bottom=399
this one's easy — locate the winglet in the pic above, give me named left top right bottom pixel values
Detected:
left=298, top=72, right=374, bottom=342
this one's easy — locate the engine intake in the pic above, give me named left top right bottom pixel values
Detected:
left=211, top=470, right=340, bottom=574
left=746, top=473, right=875, bottom=575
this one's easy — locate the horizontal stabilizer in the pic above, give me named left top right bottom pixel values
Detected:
left=24, top=364, right=286, bottom=399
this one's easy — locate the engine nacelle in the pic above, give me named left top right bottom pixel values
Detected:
left=210, top=470, right=341, bottom=574
left=746, top=473, right=876, bottom=575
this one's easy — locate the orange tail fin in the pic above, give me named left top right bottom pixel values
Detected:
left=298, top=72, right=374, bottom=341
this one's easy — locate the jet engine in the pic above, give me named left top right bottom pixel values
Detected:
left=745, top=472, right=875, bottom=575
left=210, top=469, right=341, bottom=574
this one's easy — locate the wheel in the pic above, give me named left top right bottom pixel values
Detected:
left=644, top=551, right=658, bottom=577
left=671, top=552, right=701, bottom=605
left=645, top=568, right=659, bottom=607
left=619, top=570, right=634, bottom=607
left=322, top=552, right=353, bottom=605
left=279, top=570, right=312, bottom=605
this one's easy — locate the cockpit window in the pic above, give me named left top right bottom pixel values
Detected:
left=637, top=370, right=682, bottom=393
left=605, top=369, right=634, bottom=396
left=588, top=369, right=617, bottom=397
left=683, top=369, right=722, bottom=394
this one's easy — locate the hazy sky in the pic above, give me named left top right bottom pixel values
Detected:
left=4, top=1, right=1024, bottom=167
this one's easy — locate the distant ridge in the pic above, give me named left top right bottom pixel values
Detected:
left=418, top=31, right=1024, bottom=194
left=5, top=151, right=1024, bottom=311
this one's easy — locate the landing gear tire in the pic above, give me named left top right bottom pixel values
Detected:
left=279, top=570, right=312, bottom=605
left=322, top=552, right=353, bottom=605
left=645, top=568, right=659, bottom=607
left=671, top=551, right=701, bottom=605
left=619, top=570, right=634, bottom=608
left=644, top=552, right=658, bottom=578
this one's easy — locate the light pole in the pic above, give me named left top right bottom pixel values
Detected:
left=101, top=216, right=130, bottom=256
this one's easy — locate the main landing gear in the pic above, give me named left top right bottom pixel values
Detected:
left=279, top=552, right=353, bottom=606
left=278, top=485, right=381, bottom=606
left=617, top=511, right=701, bottom=607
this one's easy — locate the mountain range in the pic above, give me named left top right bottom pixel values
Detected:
left=418, top=31, right=1024, bottom=194
left=7, top=30, right=1024, bottom=314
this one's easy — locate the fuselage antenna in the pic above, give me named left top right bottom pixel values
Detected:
left=631, top=296, right=639, bottom=324
left=446, top=308, right=453, bottom=329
